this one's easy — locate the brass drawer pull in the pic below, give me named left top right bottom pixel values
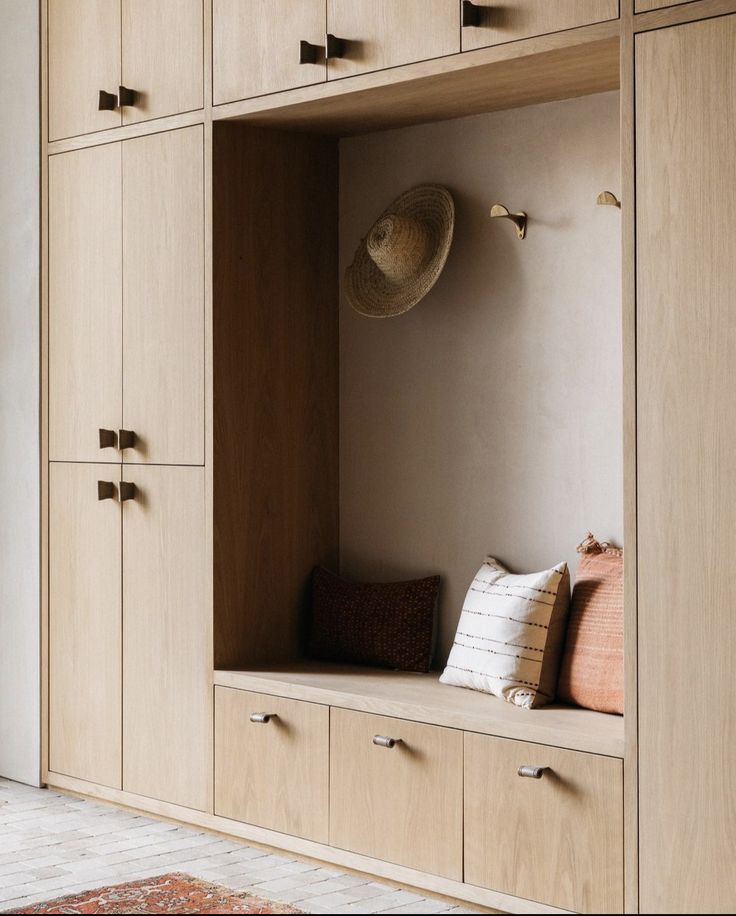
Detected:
left=518, top=765, right=548, bottom=779
left=250, top=712, right=275, bottom=724
left=372, top=735, right=400, bottom=749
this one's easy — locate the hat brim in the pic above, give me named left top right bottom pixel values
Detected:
left=345, top=184, right=455, bottom=318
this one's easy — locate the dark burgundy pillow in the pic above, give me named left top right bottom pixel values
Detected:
left=308, top=567, right=440, bottom=673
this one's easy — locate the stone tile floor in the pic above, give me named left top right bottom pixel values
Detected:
left=0, top=779, right=485, bottom=914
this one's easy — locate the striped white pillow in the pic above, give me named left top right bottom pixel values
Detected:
left=440, top=558, right=570, bottom=709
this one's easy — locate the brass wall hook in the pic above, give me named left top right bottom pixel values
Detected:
left=490, top=203, right=527, bottom=239
left=596, top=191, right=621, bottom=208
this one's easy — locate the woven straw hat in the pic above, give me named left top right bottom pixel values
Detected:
left=345, top=184, right=455, bottom=318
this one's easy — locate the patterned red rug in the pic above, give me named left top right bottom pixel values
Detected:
left=5, top=872, right=304, bottom=914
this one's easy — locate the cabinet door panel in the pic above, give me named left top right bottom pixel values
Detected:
left=461, top=0, right=618, bottom=52
left=213, top=0, right=326, bottom=104
left=49, top=144, right=122, bottom=463
left=465, top=734, right=623, bottom=913
left=122, top=465, right=210, bottom=810
left=327, top=0, right=459, bottom=80
left=635, top=0, right=692, bottom=10
left=636, top=15, right=736, bottom=913
left=48, top=0, right=121, bottom=141
left=49, top=463, right=121, bottom=788
left=122, top=126, right=205, bottom=465
left=122, top=0, right=204, bottom=124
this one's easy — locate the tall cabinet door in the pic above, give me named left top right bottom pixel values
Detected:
left=327, top=1, right=459, bottom=79
left=49, top=463, right=121, bottom=788
left=636, top=16, right=736, bottom=913
left=121, top=0, right=204, bottom=125
left=48, top=0, right=121, bottom=141
left=122, top=126, right=205, bottom=466
left=49, top=143, right=122, bottom=463
left=122, top=465, right=210, bottom=810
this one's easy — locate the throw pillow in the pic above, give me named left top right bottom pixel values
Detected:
left=308, top=566, right=440, bottom=672
left=557, top=533, right=624, bottom=715
left=440, top=557, right=570, bottom=708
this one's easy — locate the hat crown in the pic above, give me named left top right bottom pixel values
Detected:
left=366, top=213, right=432, bottom=284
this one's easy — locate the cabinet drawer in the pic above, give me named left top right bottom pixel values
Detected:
left=215, top=688, right=329, bottom=843
left=465, top=733, right=623, bottom=913
left=461, top=1, right=618, bottom=52
left=329, top=708, right=463, bottom=879
left=327, top=1, right=460, bottom=80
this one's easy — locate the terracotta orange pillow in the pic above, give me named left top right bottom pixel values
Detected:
left=557, top=534, right=623, bottom=715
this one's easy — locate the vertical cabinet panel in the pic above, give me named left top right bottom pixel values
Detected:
left=49, top=143, right=122, bottom=463
left=122, top=126, right=205, bottom=466
left=464, top=734, right=623, bottom=913
left=213, top=0, right=326, bottom=105
left=122, top=465, right=210, bottom=810
left=121, top=0, right=204, bottom=125
left=49, top=463, right=121, bottom=788
left=460, top=0, right=618, bottom=52
left=48, top=0, right=121, bottom=141
left=636, top=16, right=736, bottom=913
left=326, top=0, right=459, bottom=79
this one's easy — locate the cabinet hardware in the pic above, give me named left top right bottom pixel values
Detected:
left=372, top=735, right=400, bottom=749
left=490, top=203, right=527, bottom=240
left=118, top=429, right=137, bottom=450
left=596, top=190, right=621, bottom=208
left=118, top=85, right=140, bottom=108
left=299, top=40, right=321, bottom=65
left=119, top=481, right=137, bottom=502
left=250, top=712, right=275, bottom=723
left=326, top=34, right=346, bottom=60
left=518, top=765, right=548, bottom=779
left=98, top=428, right=117, bottom=449
left=97, top=480, right=117, bottom=501
left=97, top=90, right=117, bottom=111
left=462, top=1, right=484, bottom=27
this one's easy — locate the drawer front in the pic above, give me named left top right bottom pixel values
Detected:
left=464, top=733, right=623, bottom=913
left=215, top=688, right=329, bottom=843
left=461, top=1, right=619, bottom=52
left=327, top=1, right=460, bottom=80
left=330, top=708, right=463, bottom=880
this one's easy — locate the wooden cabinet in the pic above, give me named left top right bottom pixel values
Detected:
left=636, top=14, right=736, bottom=913
left=122, top=126, right=205, bottom=466
left=635, top=0, right=692, bottom=10
left=49, top=143, right=122, bottom=463
left=460, top=0, right=619, bottom=52
left=327, top=0, right=459, bottom=80
left=48, top=0, right=203, bottom=140
left=464, top=734, right=623, bottom=913
left=329, top=709, right=463, bottom=880
left=121, top=0, right=204, bottom=125
left=122, top=465, right=210, bottom=811
left=215, top=689, right=329, bottom=842
left=48, top=463, right=122, bottom=789
left=213, top=0, right=326, bottom=105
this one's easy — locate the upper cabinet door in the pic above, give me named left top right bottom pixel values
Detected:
left=212, top=0, right=326, bottom=105
left=122, top=126, right=205, bottom=466
left=48, top=0, right=121, bottom=141
left=326, top=0, right=459, bottom=80
left=461, top=0, right=618, bottom=52
left=49, top=143, right=122, bottom=463
left=121, top=0, right=204, bottom=124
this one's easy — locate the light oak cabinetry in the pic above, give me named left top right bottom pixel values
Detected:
left=636, top=13, right=736, bottom=913
left=635, top=0, right=694, bottom=10
left=460, top=0, right=619, bottom=51
left=48, top=0, right=203, bottom=140
left=214, top=688, right=329, bottom=842
left=213, top=0, right=326, bottom=104
left=464, top=734, right=623, bottom=913
left=48, top=143, right=122, bottom=463
left=123, top=466, right=210, bottom=811
left=329, top=709, right=463, bottom=880
left=48, top=463, right=122, bottom=789
left=326, top=0, right=459, bottom=79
